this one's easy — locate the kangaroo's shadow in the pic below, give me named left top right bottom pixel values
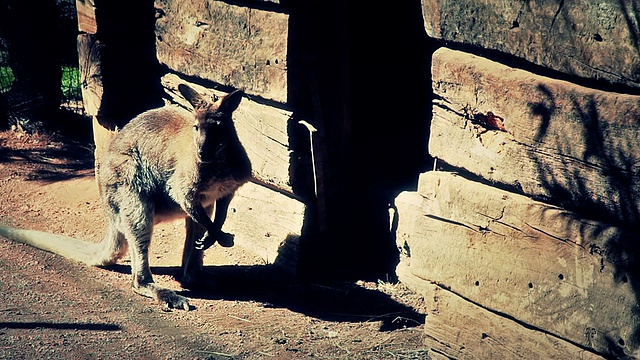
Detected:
left=108, top=263, right=425, bottom=332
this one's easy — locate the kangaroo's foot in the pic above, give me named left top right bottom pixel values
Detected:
left=156, top=288, right=190, bottom=311
left=132, top=283, right=190, bottom=311
left=180, top=264, right=218, bottom=291
left=180, top=267, right=205, bottom=289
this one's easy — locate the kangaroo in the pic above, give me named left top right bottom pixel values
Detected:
left=0, top=84, right=252, bottom=311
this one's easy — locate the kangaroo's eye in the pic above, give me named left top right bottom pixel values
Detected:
left=193, top=124, right=199, bottom=131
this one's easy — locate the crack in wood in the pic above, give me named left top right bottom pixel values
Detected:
left=549, top=0, right=565, bottom=31
left=522, top=221, right=577, bottom=246
left=424, top=214, right=480, bottom=234
left=427, top=344, right=459, bottom=360
left=517, top=140, right=607, bottom=172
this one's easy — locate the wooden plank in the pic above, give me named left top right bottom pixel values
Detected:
left=154, top=0, right=288, bottom=103
left=395, top=171, right=640, bottom=358
left=430, top=47, right=640, bottom=226
left=420, top=282, right=606, bottom=360
left=75, top=0, right=96, bottom=34
left=162, top=74, right=295, bottom=195
left=223, top=181, right=304, bottom=273
left=422, top=0, right=640, bottom=88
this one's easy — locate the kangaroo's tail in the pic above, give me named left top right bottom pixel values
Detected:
left=0, top=224, right=124, bottom=267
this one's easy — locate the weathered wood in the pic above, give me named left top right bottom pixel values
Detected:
left=430, top=47, right=640, bottom=226
left=420, top=282, right=606, bottom=360
left=155, top=0, right=288, bottom=103
left=77, top=33, right=116, bottom=167
left=77, top=33, right=102, bottom=116
left=223, top=181, right=304, bottom=273
left=395, top=171, right=640, bottom=358
left=422, top=0, right=640, bottom=88
left=75, top=0, right=96, bottom=34
left=162, top=74, right=295, bottom=195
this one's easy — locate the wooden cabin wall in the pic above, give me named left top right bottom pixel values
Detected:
left=395, top=0, right=640, bottom=359
left=73, top=0, right=640, bottom=358
left=75, top=0, right=433, bottom=280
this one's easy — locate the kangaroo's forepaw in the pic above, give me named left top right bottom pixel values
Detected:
left=194, top=230, right=234, bottom=250
left=195, top=231, right=215, bottom=250
left=217, top=231, right=234, bottom=248
left=156, top=289, right=190, bottom=311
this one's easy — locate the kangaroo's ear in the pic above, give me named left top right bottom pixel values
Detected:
left=178, top=84, right=208, bottom=109
left=218, top=89, right=244, bottom=114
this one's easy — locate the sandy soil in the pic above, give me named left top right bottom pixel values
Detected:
left=0, top=129, right=430, bottom=360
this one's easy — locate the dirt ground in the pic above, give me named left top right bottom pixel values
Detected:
left=0, top=128, right=430, bottom=360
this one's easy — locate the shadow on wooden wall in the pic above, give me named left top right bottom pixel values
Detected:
left=529, top=85, right=640, bottom=351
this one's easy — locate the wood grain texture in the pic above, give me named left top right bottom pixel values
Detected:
left=75, top=0, right=96, bottom=34
left=223, top=181, right=304, bottom=273
left=420, top=282, right=606, bottom=360
left=155, top=0, right=288, bottom=102
left=430, top=47, right=640, bottom=226
left=77, top=33, right=102, bottom=116
left=422, top=0, right=640, bottom=88
left=395, top=171, right=640, bottom=358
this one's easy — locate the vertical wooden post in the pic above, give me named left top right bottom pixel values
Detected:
left=76, top=0, right=114, bottom=171
left=75, top=0, right=162, bottom=172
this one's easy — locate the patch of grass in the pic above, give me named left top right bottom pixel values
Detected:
left=61, top=65, right=82, bottom=101
left=0, top=65, right=15, bottom=93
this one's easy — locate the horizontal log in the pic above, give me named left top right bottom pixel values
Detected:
left=223, top=181, right=304, bottom=273
left=422, top=0, right=640, bottom=88
left=155, top=0, right=288, bottom=103
left=161, top=74, right=296, bottom=195
left=395, top=171, right=640, bottom=358
left=430, top=47, right=640, bottom=226
left=420, top=282, right=605, bottom=360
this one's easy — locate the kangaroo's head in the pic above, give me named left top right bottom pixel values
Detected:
left=178, top=84, right=244, bottom=163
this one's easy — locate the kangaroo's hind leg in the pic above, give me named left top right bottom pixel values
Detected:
left=115, top=194, right=190, bottom=311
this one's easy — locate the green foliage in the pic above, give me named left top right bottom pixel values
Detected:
left=0, top=65, right=15, bottom=93
left=61, top=65, right=82, bottom=101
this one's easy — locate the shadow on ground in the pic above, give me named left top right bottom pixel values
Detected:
left=109, top=263, right=425, bottom=332
left=0, top=110, right=95, bottom=182
left=0, top=143, right=94, bottom=181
